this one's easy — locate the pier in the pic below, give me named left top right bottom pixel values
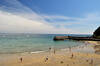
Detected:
left=53, top=36, right=100, bottom=41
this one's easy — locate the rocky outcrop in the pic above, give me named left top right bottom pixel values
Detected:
left=93, top=26, right=100, bottom=38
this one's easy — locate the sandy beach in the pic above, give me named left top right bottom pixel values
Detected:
left=0, top=43, right=100, bottom=66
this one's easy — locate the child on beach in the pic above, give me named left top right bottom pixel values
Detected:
left=70, top=53, right=74, bottom=59
left=45, top=56, right=48, bottom=62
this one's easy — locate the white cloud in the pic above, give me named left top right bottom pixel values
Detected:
left=0, top=11, right=75, bottom=34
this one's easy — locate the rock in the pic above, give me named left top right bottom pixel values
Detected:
left=93, top=26, right=100, bottom=38
left=60, top=61, right=64, bottom=64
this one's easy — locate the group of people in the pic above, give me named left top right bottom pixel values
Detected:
left=19, top=46, right=94, bottom=66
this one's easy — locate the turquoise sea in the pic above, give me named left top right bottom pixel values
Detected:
left=0, top=33, right=91, bottom=54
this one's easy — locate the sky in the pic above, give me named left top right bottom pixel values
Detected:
left=0, top=0, right=100, bottom=34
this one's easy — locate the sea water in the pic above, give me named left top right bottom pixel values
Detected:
left=0, top=33, right=91, bottom=54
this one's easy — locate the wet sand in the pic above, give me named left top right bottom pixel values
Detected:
left=86, top=41, right=100, bottom=45
left=0, top=43, right=100, bottom=66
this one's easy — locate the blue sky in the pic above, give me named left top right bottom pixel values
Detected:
left=0, top=0, right=100, bottom=34
left=19, top=0, right=100, bottom=17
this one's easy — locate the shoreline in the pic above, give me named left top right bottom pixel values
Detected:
left=0, top=42, right=94, bottom=55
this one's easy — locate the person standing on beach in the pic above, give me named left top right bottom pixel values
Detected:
left=69, top=47, right=71, bottom=52
left=54, top=49, right=56, bottom=54
left=49, top=47, right=51, bottom=53
left=20, top=57, right=23, bottom=63
left=90, top=59, right=93, bottom=65
left=70, top=53, right=74, bottom=59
